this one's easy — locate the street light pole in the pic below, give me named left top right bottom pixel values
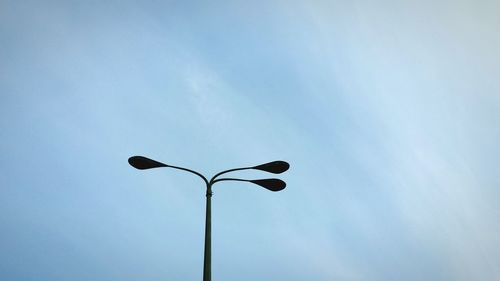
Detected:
left=203, top=182, right=212, bottom=281
left=128, top=156, right=289, bottom=281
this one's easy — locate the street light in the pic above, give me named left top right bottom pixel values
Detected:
left=128, top=155, right=289, bottom=281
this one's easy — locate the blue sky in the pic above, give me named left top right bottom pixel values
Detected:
left=1, top=0, right=499, bottom=280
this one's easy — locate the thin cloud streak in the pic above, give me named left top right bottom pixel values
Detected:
left=1, top=1, right=499, bottom=280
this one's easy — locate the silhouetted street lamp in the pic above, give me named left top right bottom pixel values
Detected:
left=128, top=156, right=289, bottom=281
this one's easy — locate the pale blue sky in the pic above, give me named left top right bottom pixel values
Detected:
left=1, top=1, right=500, bottom=280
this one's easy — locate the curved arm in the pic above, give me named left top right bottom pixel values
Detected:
left=211, top=177, right=250, bottom=185
left=168, top=165, right=209, bottom=186
left=209, top=167, right=252, bottom=184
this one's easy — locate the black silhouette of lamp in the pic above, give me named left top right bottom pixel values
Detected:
left=128, top=155, right=289, bottom=281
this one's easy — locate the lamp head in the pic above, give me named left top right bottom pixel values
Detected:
left=128, top=156, right=168, bottom=170
left=253, top=161, right=290, bottom=174
left=250, top=178, right=286, bottom=192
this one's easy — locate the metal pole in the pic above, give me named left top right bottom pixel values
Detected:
left=203, top=183, right=212, bottom=281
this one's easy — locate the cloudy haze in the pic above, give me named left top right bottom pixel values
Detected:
left=1, top=1, right=499, bottom=280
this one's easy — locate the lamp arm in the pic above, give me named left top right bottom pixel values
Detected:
left=209, top=167, right=252, bottom=184
left=167, top=165, right=209, bottom=186
left=211, top=177, right=251, bottom=185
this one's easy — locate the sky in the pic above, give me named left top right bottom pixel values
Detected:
left=1, top=0, right=500, bottom=280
